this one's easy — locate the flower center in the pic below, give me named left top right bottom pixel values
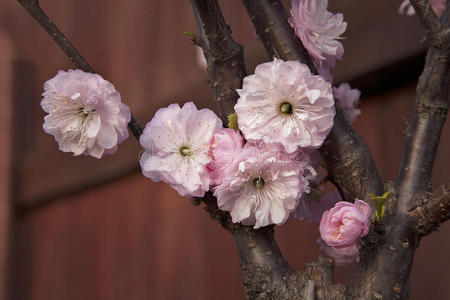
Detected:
left=78, top=106, right=95, bottom=119
left=179, top=146, right=191, bottom=156
left=253, top=177, right=265, bottom=189
left=279, top=101, right=293, bottom=115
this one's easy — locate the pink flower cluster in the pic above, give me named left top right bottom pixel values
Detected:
left=319, top=200, right=371, bottom=265
left=139, top=59, right=335, bottom=228
left=138, top=103, right=314, bottom=228
left=135, top=55, right=368, bottom=236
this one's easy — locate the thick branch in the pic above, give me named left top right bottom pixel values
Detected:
left=190, top=2, right=307, bottom=297
left=353, top=5, right=450, bottom=300
left=241, top=0, right=316, bottom=73
left=204, top=192, right=347, bottom=299
left=397, top=9, right=450, bottom=212
left=409, top=0, right=441, bottom=32
left=306, top=257, right=347, bottom=300
left=410, top=185, right=450, bottom=235
left=17, top=0, right=144, bottom=139
left=242, top=0, right=384, bottom=201
left=202, top=193, right=304, bottom=299
left=190, top=0, right=246, bottom=124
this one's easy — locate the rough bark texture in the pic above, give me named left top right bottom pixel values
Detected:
left=17, top=0, right=144, bottom=139
left=351, top=3, right=450, bottom=299
left=203, top=193, right=347, bottom=300
left=190, top=0, right=246, bottom=124
left=239, top=0, right=450, bottom=299
left=241, top=0, right=317, bottom=73
left=410, top=185, right=450, bottom=235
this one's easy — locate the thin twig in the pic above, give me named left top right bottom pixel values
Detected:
left=17, top=0, right=144, bottom=139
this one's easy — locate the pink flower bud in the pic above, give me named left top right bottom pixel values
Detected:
left=319, top=200, right=371, bottom=247
left=207, top=128, right=244, bottom=185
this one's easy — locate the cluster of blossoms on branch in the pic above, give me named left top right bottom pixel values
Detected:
left=138, top=58, right=332, bottom=229
left=39, top=0, right=372, bottom=265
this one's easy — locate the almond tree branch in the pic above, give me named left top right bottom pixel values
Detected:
left=396, top=46, right=450, bottom=212
left=190, top=2, right=350, bottom=298
left=410, top=185, right=450, bottom=235
left=241, top=0, right=384, bottom=202
left=190, top=0, right=246, bottom=124
left=203, top=193, right=347, bottom=299
left=350, top=5, right=450, bottom=300
left=397, top=2, right=450, bottom=213
left=408, top=0, right=441, bottom=32
left=189, top=1, right=302, bottom=297
left=17, top=0, right=144, bottom=139
left=241, top=0, right=317, bottom=73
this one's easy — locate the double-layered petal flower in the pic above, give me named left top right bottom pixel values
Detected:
left=41, top=69, right=131, bottom=158
left=139, top=102, right=222, bottom=197
left=235, top=59, right=335, bottom=153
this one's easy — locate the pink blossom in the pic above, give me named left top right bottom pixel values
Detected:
left=320, top=200, right=371, bottom=247
left=214, top=142, right=310, bottom=229
left=333, top=83, right=361, bottom=122
left=139, top=102, right=222, bottom=197
left=399, top=0, right=446, bottom=18
left=41, top=69, right=131, bottom=158
left=207, top=128, right=244, bottom=185
left=235, top=59, right=335, bottom=153
left=289, top=0, right=347, bottom=69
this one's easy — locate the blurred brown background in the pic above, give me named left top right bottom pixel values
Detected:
left=0, top=0, right=449, bottom=299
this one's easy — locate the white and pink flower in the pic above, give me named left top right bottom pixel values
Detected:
left=235, top=59, right=335, bottom=153
left=41, top=69, right=131, bottom=158
left=214, top=142, right=310, bottom=229
left=139, top=102, right=222, bottom=197
left=289, top=0, right=347, bottom=71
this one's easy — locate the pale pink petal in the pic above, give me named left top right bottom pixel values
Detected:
left=289, top=0, right=347, bottom=67
left=319, top=199, right=372, bottom=247
left=40, top=69, right=131, bottom=159
left=235, top=59, right=335, bottom=153
left=214, top=141, right=310, bottom=229
left=139, top=102, right=222, bottom=198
